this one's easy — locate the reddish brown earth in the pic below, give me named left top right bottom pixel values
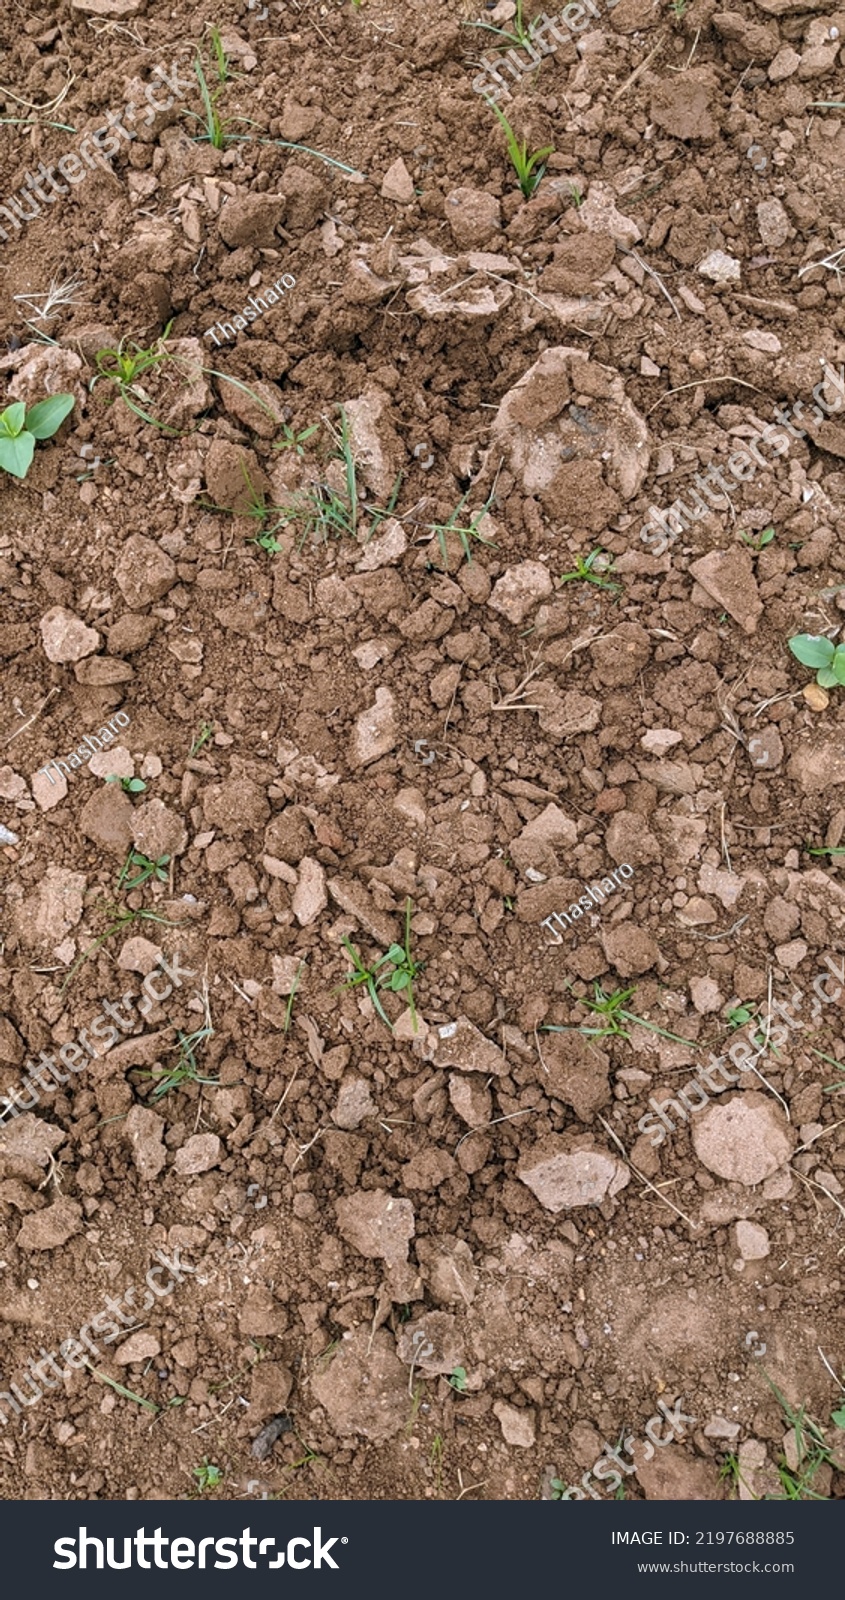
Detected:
left=1, top=0, right=845, bottom=1505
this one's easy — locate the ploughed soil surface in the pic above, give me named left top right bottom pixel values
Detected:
left=2, top=0, right=845, bottom=1506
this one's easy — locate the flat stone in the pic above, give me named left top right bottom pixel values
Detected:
left=517, top=1139, right=629, bottom=1210
left=333, top=1078, right=376, bottom=1130
left=488, top=561, right=554, bottom=625
left=396, top=1311, right=464, bottom=1376
left=124, top=1105, right=166, bottom=1180
left=756, top=198, right=791, bottom=248
left=381, top=157, right=415, bottom=204
left=114, top=534, right=177, bottom=609
left=448, top=1073, right=492, bottom=1127
left=698, top=249, right=741, bottom=283
left=689, top=548, right=762, bottom=633
left=311, top=1328, right=408, bottom=1443
left=173, top=1134, right=222, bottom=1175
left=335, top=1189, right=415, bottom=1266
left=641, top=728, right=683, bottom=754
left=40, top=606, right=100, bottom=663
left=350, top=687, right=397, bottom=768
left=735, top=1220, right=770, bottom=1259
left=115, top=1331, right=162, bottom=1365
left=17, top=1197, right=83, bottom=1250
left=422, top=1015, right=508, bottom=1076
left=692, top=1092, right=794, bottom=1185
left=493, top=1401, right=536, bottom=1448
left=292, top=855, right=327, bottom=925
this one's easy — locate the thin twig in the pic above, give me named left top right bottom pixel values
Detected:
left=617, top=245, right=681, bottom=322
left=646, top=376, right=762, bottom=416
left=1, top=686, right=61, bottom=747
left=612, top=34, right=666, bottom=102
left=454, top=1106, right=538, bottom=1153
left=597, top=1115, right=701, bottom=1231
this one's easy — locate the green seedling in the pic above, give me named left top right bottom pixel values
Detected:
left=788, top=632, right=845, bottom=689
left=448, top=1366, right=468, bottom=1392
left=85, top=1362, right=159, bottom=1414
left=486, top=98, right=553, bottom=199
left=543, top=984, right=702, bottom=1047
left=193, top=1460, right=223, bottom=1493
left=726, top=1001, right=756, bottom=1028
left=117, top=850, right=171, bottom=891
left=338, top=899, right=422, bottom=1033
left=58, top=907, right=176, bottom=994
left=466, top=0, right=531, bottom=47
left=558, top=548, right=619, bottom=593
left=428, top=476, right=499, bottom=566
left=805, top=842, right=845, bottom=857
left=670, top=0, right=687, bottom=15
left=189, top=722, right=215, bottom=757
left=283, top=960, right=306, bottom=1033
left=762, top=1373, right=838, bottom=1500
left=91, top=326, right=178, bottom=433
left=106, top=775, right=147, bottom=794
left=206, top=25, right=234, bottom=83
left=187, top=53, right=255, bottom=150
left=568, top=182, right=584, bottom=208
left=273, top=421, right=319, bottom=456
left=740, top=524, right=775, bottom=552
left=0, top=394, right=75, bottom=479
left=136, top=1007, right=219, bottom=1103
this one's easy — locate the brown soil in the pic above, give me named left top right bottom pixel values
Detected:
left=1, top=0, right=845, bottom=1506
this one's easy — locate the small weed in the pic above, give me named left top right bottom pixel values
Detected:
left=448, top=1366, right=468, bottom=1392
left=85, top=1363, right=159, bottom=1414
left=91, top=326, right=178, bottom=434
left=427, top=476, right=499, bottom=566
left=466, top=0, right=531, bottom=47
left=206, top=25, right=234, bottom=83
left=192, top=1459, right=223, bottom=1494
left=726, top=1001, right=756, bottom=1028
left=740, top=524, right=775, bottom=552
left=59, top=906, right=176, bottom=995
left=117, top=850, right=171, bottom=891
left=189, top=722, right=215, bottom=757
left=543, top=983, right=702, bottom=1047
left=718, top=1453, right=742, bottom=1495
left=337, top=898, right=422, bottom=1033
left=558, top=547, right=620, bottom=593
left=805, top=842, right=845, bottom=858
left=135, top=991, right=218, bottom=1103
left=486, top=98, right=553, bottom=198
left=788, top=631, right=845, bottom=690
left=283, top=960, right=306, bottom=1033
left=762, top=1374, right=837, bottom=1500
left=273, top=421, right=319, bottom=457
left=106, top=775, right=147, bottom=795
left=187, top=53, right=255, bottom=149
left=0, top=395, right=75, bottom=480
left=670, top=0, right=687, bottom=15
left=568, top=182, right=584, bottom=208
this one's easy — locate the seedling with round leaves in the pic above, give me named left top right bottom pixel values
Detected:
left=337, top=898, right=422, bottom=1033
left=788, top=632, right=845, bottom=689
left=106, top=775, right=147, bottom=795
left=0, top=394, right=75, bottom=479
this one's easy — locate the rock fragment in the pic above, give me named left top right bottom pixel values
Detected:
left=350, top=687, right=397, bottom=768
left=692, top=1093, right=794, bottom=1185
left=39, top=607, right=100, bottom=663
left=518, top=1140, right=629, bottom=1210
left=335, top=1189, right=415, bottom=1266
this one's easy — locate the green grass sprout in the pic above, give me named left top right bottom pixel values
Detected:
left=485, top=98, right=553, bottom=198
left=558, top=548, right=620, bottom=593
